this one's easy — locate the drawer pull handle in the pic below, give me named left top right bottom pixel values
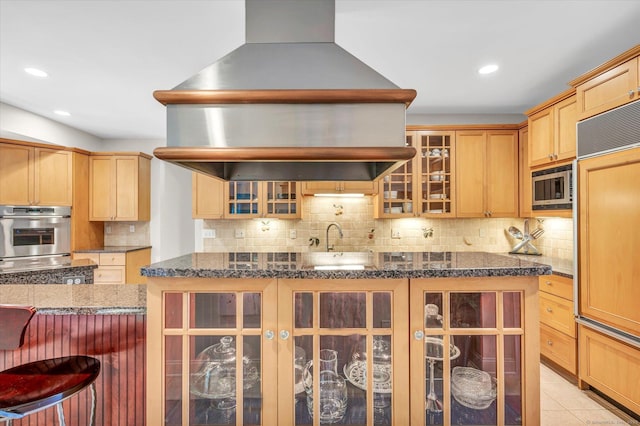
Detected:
left=547, top=340, right=553, bottom=346
left=545, top=281, right=552, bottom=286
left=546, top=307, right=553, bottom=313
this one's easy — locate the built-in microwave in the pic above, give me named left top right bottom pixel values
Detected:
left=532, top=164, right=573, bottom=210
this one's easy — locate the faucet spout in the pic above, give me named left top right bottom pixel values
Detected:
left=326, top=222, right=343, bottom=251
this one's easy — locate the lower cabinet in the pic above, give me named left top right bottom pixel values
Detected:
left=579, top=325, right=640, bottom=415
left=147, top=276, right=539, bottom=425
left=538, top=274, right=577, bottom=375
left=74, top=248, right=150, bottom=284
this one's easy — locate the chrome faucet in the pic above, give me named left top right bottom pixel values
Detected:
left=326, top=222, right=343, bottom=251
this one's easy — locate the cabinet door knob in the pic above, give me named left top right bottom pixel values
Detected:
left=547, top=340, right=553, bottom=346
left=630, top=90, right=635, bottom=98
left=549, top=154, right=554, bottom=160
left=264, top=330, right=275, bottom=340
left=545, top=281, right=552, bottom=286
left=414, top=330, right=424, bottom=340
left=279, top=330, right=290, bottom=340
left=546, top=307, right=553, bottom=313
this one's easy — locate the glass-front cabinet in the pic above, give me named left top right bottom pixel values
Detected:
left=148, top=278, right=409, bottom=426
left=377, top=131, right=455, bottom=218
left=225, top=181, right=301, bottom=219
left=410, top=277, right=539, bottom=425
left=278, top=279, right=409, bottom=426
left=415, top=131, right=455, bottom=217
left=149, top=279, right=279, bottom=425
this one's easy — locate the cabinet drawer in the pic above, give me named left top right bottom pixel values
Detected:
left=94, top=266, right=125, bottom=284
left=73, top=253, right=100, bottom=264
left=539, top=274, right=573, bottom=300
left=99, top=252, right=126, bottom=266
left=540, top=323, right=576, bottom=375
left=540, top=292, right=576, bottom=338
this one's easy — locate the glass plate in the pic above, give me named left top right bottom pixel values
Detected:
left=343, top=360, right=392, bottom=393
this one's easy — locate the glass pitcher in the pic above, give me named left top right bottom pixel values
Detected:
left=303, top=349, right=348, bottom=423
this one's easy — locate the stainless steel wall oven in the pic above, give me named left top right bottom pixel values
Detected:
left=0, top=205, right=71, bottom=271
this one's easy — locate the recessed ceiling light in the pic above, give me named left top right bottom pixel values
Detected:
left=54, top=110, right=71, bottom=117
left=24, top=67, right=48, bottom=78
left=478, top=64, right=499, bottom=75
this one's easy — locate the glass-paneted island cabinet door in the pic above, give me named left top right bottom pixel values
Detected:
left=278, top=279, right=409, bottom=426
left=409, top=277, right=540, bottom=426
left=147, top=279, right=279, bottom=425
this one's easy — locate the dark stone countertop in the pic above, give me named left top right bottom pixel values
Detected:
left=508, top=254, right=573, bottom=279
left=0, top=259, right=98, bottom=284
left=73, top=245, right=151, bottom=254
left=141, top=251, right=552, bottom=279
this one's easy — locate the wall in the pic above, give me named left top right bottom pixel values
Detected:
left=199, top=196, right=574, bottom=260
left=0, top=103, right=195, bottom=263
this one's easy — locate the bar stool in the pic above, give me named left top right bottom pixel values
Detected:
left=0, top=304, right=101, bottom=426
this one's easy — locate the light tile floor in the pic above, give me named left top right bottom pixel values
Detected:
left=540, top=363, right=638, bottom=425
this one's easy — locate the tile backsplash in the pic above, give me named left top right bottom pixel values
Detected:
left=103, top=221, right=150, bottom=246
left=200, top=197, right=574, bottom=260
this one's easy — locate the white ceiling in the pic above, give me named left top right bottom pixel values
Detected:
left=1, top=0, right=638, bottom=140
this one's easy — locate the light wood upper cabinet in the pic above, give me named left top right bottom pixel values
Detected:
left=0, top=141, right=72, bottom=206
left=192, top=172, right=225, bottom=219
left=518, top=126, right=532, bottom=218
left=456, top=130, right=518, bottom=218
left=575, top=55, right=639, bottom=121
left=301, top=181, right=377, bottom=195
left=528, top=93, right=577, bottom=168
left=89, top=153, right=151, bottom=221
left=192, top=173, right=301, bottom=219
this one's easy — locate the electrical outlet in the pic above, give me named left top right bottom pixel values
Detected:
left=391, top=229, right=401, bottom=239
left=203, top=229, right=216, bottom=238
left=129, top=225, right=135, bottom=233
left=235, top=229, right=245, bottom=238
left=105, top=225, right=111, bottom=234
left=289, top=229, right=297, bottom=239
left=479, top=228, right=487, bottom=237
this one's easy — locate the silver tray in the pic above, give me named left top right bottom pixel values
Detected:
left=343, top=360, right=392, bottom=394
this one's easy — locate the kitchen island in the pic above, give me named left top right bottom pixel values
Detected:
left=143, top=251, right=549, bottom=426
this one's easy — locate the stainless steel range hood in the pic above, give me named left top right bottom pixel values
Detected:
left=153, top=0, right=416, bottom=181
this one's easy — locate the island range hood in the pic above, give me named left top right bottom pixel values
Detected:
left=153, top=0, right=417, bottom=181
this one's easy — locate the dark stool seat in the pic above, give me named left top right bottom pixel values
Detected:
left=0, top=305, right=101, bottom=426
left=0, top=356, right=100, bottom=417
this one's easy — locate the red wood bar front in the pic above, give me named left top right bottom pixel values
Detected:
left=0, top=314, right=145, bottom=426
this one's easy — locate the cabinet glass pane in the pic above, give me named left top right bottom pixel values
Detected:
left=503, top=292, right=522, bottom=329
left=450, top=335, right=497, bottom=425
left=320, top=292, right=366, bottom=328
left=295, top=292, right=313, bottom=328
left=229, top=181, right=259, bottom=215
left=294, top=335, right=313, bottom=425
left=424, top=293, right=444, bottom=329
left=243, top=293, right=261, bottom=329
left=450, top=292, right=496, bottom=328
left=190, top=293, right=236, bottom=329
left=165, top=335, right=182, bottom=426
left=165, top=292, right=183, bottom=328
left=425, top=334, right=445, bottom=426
left=320, top=335, right=362, bottom=425
left=373, top=292, right=392, bottom=328
left=373, top=335, right=393, bottom=426
left=189, top=335, right=260, bottom=425
left=504, top=335, right=523, bottom=425
left=243, top=335, right=262, bottom=425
